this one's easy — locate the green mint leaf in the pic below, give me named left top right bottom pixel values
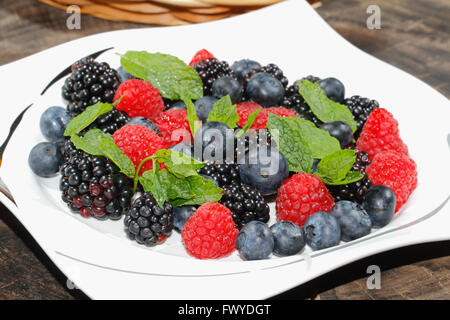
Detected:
left=64, top=102, right=113, bottom=136
left=120, top=51, right=203, bottom=100
left=70, top=129, right=105, bottom=156
left=184, top=98, right=201, bottom=136
left=299, top=80, right=357, bottom=132
left=266, top=114, right=314, bottom=173
left=154, top=149, right=205, bottom=178
left=206, top=95, right=239, bottom=129
left=98, top=135, right=135, bottom=178
left=315, top=149, right=356, bottom=183
left=170, top=175, right=223, bottom=207
left=235, top=109, right=262, bottom=139
left=323, top=171, right=364, bottom=186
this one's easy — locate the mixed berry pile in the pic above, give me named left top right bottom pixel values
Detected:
left=28, top=49, right=417, bottom=261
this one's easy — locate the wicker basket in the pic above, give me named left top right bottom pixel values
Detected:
left=39, top=0, right=321, bottom=25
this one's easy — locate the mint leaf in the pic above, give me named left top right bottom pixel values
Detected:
left=98, top=135, right=135, bottom=178
left=64, top=102, right=113, bottom=136
left=299, top=80, right=357, bottom=132
left=206, top=95, right=239, bottom=129
left=120, top=51, right=203, bottom=100
left=324, top=171, right=364, bottom=186
left=235, top=109, right=262, bottom=139
left=154, top=149, right=205, bottom=178
left=70, top=129, right=105, bottom=156
left=267, top=114, right=314, bottom=173
left=315, top=149, right=356, bottom=183
left=171, top=175, right=223, bottom=207
left=184, top=98, right=201, bottom=136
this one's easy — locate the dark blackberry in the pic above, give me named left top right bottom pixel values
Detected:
left=283, top=77, right=322, bottom=126
left=199, top=162, right=240, bottom=188
left=59, top=140, right=133, bottom=220
left=328, top=150, right=372, bottom=203
left=344, top=95, right=379, bottom=139
left=62, top=57, right=120, bottom=117
left=220, top=183, right=270, bottom=229
left=193, top=58, right=233, bottom=96
left=124, top=192, right=174, bottom=246
left=234, top=129, right=272, bottom=164
left=242, top=63, right=289, bottom=92
left=88, top=109, right=130, bottom=134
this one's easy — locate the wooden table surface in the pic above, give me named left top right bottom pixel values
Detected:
left=0, top=0, right=449, bottom=300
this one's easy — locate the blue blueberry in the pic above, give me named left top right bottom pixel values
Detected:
left=168, top=142, right=193, bottom=158
left=320, top=121, right=353, bottom=147
left=312, top=159, right=320, bottom=173
left=236, top=221, right=274, bottom=260
left=246, top=73, right=284, bottom=107
left=126, top=117, right=159, bottom=135
left=270, top=221, right=306, bottom=256
left=168, top=100, right=187, bottom=110
left=239, top=146, right=289, bottom=196
left=28, top=142, right=63, bottom=177
left=194, top=96, right=218, bottom=122
left=173, top=205, right=197, bottom=232
left=362, top=185, right=396, bottom=228
left=231, top=59, right=261, bottom=83
left=330, top=200, right=372, bottom=241
left=193, top=121, right=232, bottom=162
left=304, top=212, right=341, bottom=250
left=318, top=77, right=345, bottom=103
left=39, top=106, right=72, bottom=142
left=117, top=66, right=136, bottom=82
left=212, top=76, right=242, bottom=104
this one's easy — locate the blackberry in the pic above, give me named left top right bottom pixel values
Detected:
left=193, top=58, right=233, bottom=96
left=344, top=95, right=379, bottom=139
left=283, top=77, right=321, bottom=126
left=88, top=109, right=130, bottom=134
left=124, top=192, right=174, bottom=246
left=234, top=129, right=272, bottom=164
left=199, top=162, right=240, bottom=188
left=59, top=140, right=133, bottom=220
left=328, top=150, right=372, bottom=203
left=62, top=57, right=120, bottom=117
left=220, top=183, right=270, bottom=229
left=243, top=63, right=289, bottom=92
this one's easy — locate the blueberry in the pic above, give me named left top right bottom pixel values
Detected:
left=212, top=76, right=242, bottom=104
left=231, top=59, right=261, bottom=83
left=28, top=142, right=63, bottom=177
left=270, top=221, right=306, bottom=256
left=126, top=117, right=159, bottom=135
left=312, top=159, right=320, bottom=173
left=236, top=221, right=274, bottom=260
left=239, top=146, right=289, bottom=196
left=199, top=174, right=219, bottom=187
left=330, top=200, right=372, bottom=241
left=39, top=106, right=72, bottom=142
left=168, top=142, right=193, bottom=158
left=246, top=73, right=284, bottom=107
left=173, top=205, right=197, bottom=232
left=318, top=77, right=345, bottom=103
left=168, top=100, right=187, bottom=110
left=194, top=96, right=218, bottom=122
left=362, top=185, right=396, bottom=228
left=117, top=66, right=135, bottom=83
left=194, top=121, right=232, bottom=162
left=320, top=121, right=353, bottom=147
left=304, top=212, right=341, bottom=250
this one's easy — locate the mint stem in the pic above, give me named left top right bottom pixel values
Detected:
left=133, top=155, right=156, bottom=193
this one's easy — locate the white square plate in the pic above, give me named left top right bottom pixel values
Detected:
left=0, top=0, right=449, bottom=299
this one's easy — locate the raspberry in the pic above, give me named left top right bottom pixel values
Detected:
left=366, top=151, right=417, bottom=212
left=356, top=108, right=409, bottom=160
left=188, top=49, right=214, bottom=67
left=236, top=103, right=296, bottom=129
left=112, top=124, right=167, bottom=174
left=156, top=109, right=192, bottom=147
left=182, top=202, right=238, bottom=259
left=276, top=173, right=335, bottom=227
left=114, top=79, right=164, bottom=121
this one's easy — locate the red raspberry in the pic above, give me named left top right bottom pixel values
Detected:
left=112, top=124, right=167, bottom=175
left=156, top=109, right=192, bottom=147
left=114, top=79, right=164, bottom=121
left=276, top=173, right=335, bottom=227
left=356, top=108, right=409, bottom=160
left=182, top=202, right=238, bottom=259
left=237, top=103, right=297, bottom=129
left=189, top=49, right=214, bottom=67
left=366, top=151, right=417, bottom=212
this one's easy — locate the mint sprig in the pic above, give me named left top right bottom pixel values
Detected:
left=315, top=149, right=356, bottom=183
left=64, top=102, right=113, bottom=136
left=120, top=51, right=203, bottom=101
left=184, top=98, right=202, bottom=137
left=299, top=80, right=357, bottom=132
left=206, top=95, right=239, bottom=129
